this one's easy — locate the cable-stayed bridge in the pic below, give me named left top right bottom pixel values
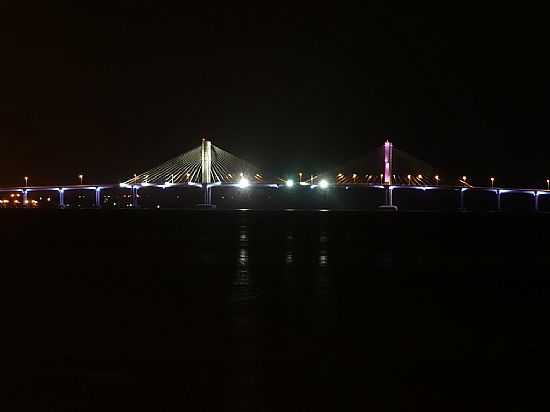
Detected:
left=1, top=138, right=549, bottom=211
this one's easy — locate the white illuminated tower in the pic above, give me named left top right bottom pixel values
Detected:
left=201, top=138, right=213, bottom=206
left=201, top=138, right=212, bottom=184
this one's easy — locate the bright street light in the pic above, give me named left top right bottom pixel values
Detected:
left=78, top=174, right=84, bottom=185
left=490, top=177, right=495, bottom=188
left=238, top=177, right=250, bottom=189
left=319, top=179, right=329, bottom=189
left=286, top=179, right=294, bottom=188
left=24, top=176, right=28, bottom=186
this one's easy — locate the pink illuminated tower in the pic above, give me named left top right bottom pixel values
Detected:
left=383, top=140, right=393, bottom=185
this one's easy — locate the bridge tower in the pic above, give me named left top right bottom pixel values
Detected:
left=201, top=138, right=212, bottom=185
left=383, top=140, right=393, bottom=185
left=380, top=139, right=397, bottom=210
left=199, top=138, right=215, bottom=207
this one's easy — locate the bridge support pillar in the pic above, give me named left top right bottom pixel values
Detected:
left=95, top=188, right=101, bottom=208
left=497, top=190, right=501, bottom=211
left=535, top=192, right=539, bottom=212
left=459, top=189, right=466, bottom=211
left=379, top=185, right=397, bottom=211
left=23, top=190, right=28, bottom=207
left=204, top=186, right=211, bottom=205
left=197, top=184, right=215, bottom=208
left=132, top=186, right=139, bottom=208
left=59, top=189, right=65, bottom=208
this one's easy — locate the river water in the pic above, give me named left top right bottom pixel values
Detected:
left=5, top=209, right=550, bottom=410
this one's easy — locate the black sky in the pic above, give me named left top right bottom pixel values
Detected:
left=1, top=3, right=548, bottom=186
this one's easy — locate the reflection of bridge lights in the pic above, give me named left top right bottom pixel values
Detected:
left=286, top=179, right=294, bottom=188
left=238, top=177, right=250, bottom=188
left=319, top=179, right=329, bottom=189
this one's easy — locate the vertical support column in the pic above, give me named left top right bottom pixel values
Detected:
left=535, top=192, right=539, bottom=212
left=383, top=140, right=393, bottom=185
left=59, top=189, right=65, bottom=208
left=95, top=188, right=101, bottom=208
left=459, top=188, right=466, bottom=210
left=496, top=190, right=501, bottom=211
left=132, top=186, right=139, bottom=208
left=203, top=186, right=211, bottom=205
left=23, top=190, right=28, bottom=207
left=384, top=186, right=393, bottom=206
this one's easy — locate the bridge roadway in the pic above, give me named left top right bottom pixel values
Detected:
left=0, top=182, right=549, bottom=210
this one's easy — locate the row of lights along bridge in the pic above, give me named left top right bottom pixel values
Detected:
left=18, top=175, right=550, bottom=190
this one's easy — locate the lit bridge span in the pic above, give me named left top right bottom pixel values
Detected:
left=1, top=139, right=549, bottom=211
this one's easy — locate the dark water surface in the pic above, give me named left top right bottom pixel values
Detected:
left=5, top=210, right=550, bottom=410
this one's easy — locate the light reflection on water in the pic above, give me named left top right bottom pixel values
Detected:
left=316, top=230, right=331, bottom=297
left=230, top=224, right=334, bottom=308
left=231, top=225, right=255, bottom=303
left=285, top=230, right=294, bottom=265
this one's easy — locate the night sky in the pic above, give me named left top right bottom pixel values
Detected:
left=1, top=3, right=548, bottom=186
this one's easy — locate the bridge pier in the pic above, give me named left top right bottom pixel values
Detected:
left=535, top=192, right=539, bottom=212
left=132, top=186, right=139, bottom=208
left=458, top=188, right=466, bottom=211
left=23, top=190, right=28, bottom=207
left=95, top=188, right=101, bottom=208
left=59, top=189, right=65, bottom=208
left=379, top=185, right=397, bottom=211
left=197, top=185, right=216, bottom=208
left=496, top=190, right=501, bottom=211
